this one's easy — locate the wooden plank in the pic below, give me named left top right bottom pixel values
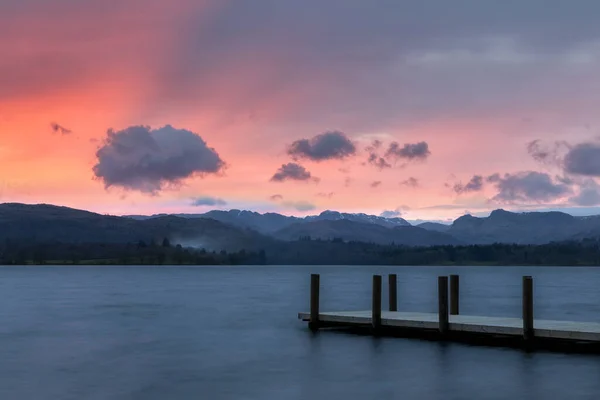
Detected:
left=450, top=274, right=459, bottom=315
left=297, top=311, right=600, bottom=342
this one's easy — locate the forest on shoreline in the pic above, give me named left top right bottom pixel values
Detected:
left=2, top=237, right=600, bottom=266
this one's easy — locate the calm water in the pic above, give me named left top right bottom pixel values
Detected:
left=1, top=266, right=600, bottom=399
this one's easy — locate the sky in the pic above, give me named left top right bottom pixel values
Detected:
left=2, top=0, right=600, bottom=221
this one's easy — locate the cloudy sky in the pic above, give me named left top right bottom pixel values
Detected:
left=2, top=0, right=600, bottom=220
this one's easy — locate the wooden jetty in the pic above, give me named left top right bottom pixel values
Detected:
left=298, top=274, right=600, bottom=352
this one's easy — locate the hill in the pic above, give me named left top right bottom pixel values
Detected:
left=448, top=209, right=584, bottom=244
left=273, top=219, right=461, bottom=246
left=416, top=222, right=451, bottom=233
left=0, top=203, right=272, bottom=251
left=305, top=210, right=410, bottom=228
left=197, top=210, right=300, bottom=233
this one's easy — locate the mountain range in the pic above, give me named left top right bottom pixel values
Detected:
left=127, top=207, right=600, bottom=246
left=4, top=203, right=600, bottom=250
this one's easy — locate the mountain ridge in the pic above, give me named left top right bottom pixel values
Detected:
left=273, top=219, right=460, bottom=246
left=4, top=203, right=600, bottom=247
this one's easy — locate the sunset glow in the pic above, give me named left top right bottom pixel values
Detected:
left=2, top=1, right=600, bottom=221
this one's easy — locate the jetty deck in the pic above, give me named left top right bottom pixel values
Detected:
left=298, top=274, right=600, bottom=352
left=298, top=311, right=600, bottom=342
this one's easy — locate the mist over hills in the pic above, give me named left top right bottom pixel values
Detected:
left=4, top=203, right=600, bottom=252
left=0, top=203, right=272, bottom=251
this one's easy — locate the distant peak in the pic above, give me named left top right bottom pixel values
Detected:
left=489, top=209, right=513, bottom=217
left=319, top=210, right=341, bottom=217
left=308, top=209, right=410, bottom=227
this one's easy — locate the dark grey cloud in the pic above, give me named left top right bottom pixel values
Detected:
left=167, top=2, right=600, bottom=127
left=365, top=140, right=431, bottom=171
left=556, top=175, right=575, bottom=185
left=370, top=180, right=382, bottom=188
left=380, top=209, right=402, bottom=218
left=401, top=177, right=419, bottom=188
left=191, top=196, right=227, bottom=206
left=527, top=139, right=570, bottom=166
left=454, top=175, right=484, bottom=194
left=50, top=122, right=72, bottom=135
left=7, top=0, right=600, bottom=133
left=367, top=153, right=391, bottom=170
left=564, top=142, right=600, bottom=176
left=270, top=162, right=319, bottom=182
left=386, top=141, right=431, bottom=161
left=282, top=200, right=316, bottom=212
left=93, top=125, right=225, bottom=193
left=486, top=173, right=501, bottom=183
left=527, top=139, right=551, bottom=163
left=288, top=131, right=356, bottom=161
left=178, top=1, right=600, bottom=76
left=269, top=194, right=283, bottom=201
left=365, top=139, right=383, bottom=153
left=569, top=180, right=600, bottom=206
left=487, top=171, right=571, bottom=203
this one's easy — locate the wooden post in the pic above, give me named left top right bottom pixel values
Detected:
left=450, top=274, right=459, bottom=315
left=523, top=276, right=534, bottom=343
left=438, top=276, right=449, bottom=336
left=388, top=274, right=397, bottom=312
left=309, top=274, right=320, bottom=331
left=372, top=275, right=382, bottom=330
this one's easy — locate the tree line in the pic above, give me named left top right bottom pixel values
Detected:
left=2, top=237, right=600, bottom=266
left=0, top=239, right=267, bottom=265
left=266, top=237, right=600, bottom=266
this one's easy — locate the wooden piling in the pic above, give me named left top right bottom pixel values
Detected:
left=450, top=274, right=459, bottom=315
left=438, top=276, right=449, bottom=336
left=299, top=272, right=600, bottom=352
left=388, top=274, right=398, bottom=312
left=523, top=276, right=534, bottom=343
left=309, top=274, right=320, bottom=331
left=372, top=275, right=382, bottom=330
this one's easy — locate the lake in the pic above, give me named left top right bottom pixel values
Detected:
left=1, top=265, right=600, bottom=399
